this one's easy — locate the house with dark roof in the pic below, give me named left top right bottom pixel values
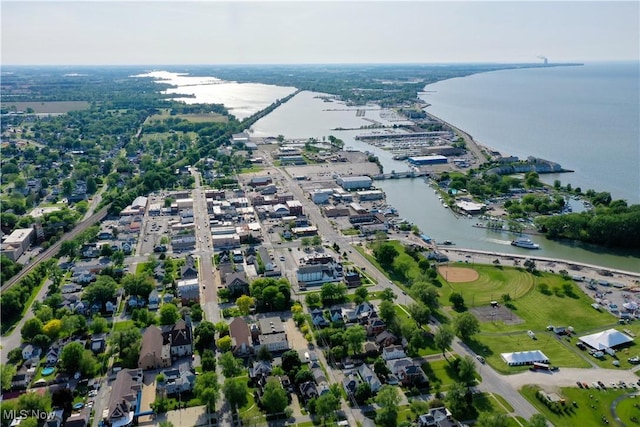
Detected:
left=158, top=368, right=196, bottom=395
left=90, top=334, right=107, bottom=354
left=310, top=309, right=329, bottom=328
left=64, top=407, right=90, bottom=427
left=181, top=255, right=198, bottom=279
left=299, top=381, right=319, bottom=402
left=249, top=360, right=273, bottom=383
left=418, top=407, right=460, bottom=427
left=342, top=373, right=361, bottom=395
left=229, top=317, right=253, bottom=357
left=106, top=369, right=143, bottom=427
left=161, top=319, right=193, bottom=357
left=367, top=318, right=386, bottom=336
left=386, top=357, right=427, bottom=387
left=225, top=271, right=249, bottom=297
left=375, top=331, right=399, bottom=348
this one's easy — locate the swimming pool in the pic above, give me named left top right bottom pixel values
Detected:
left=41, top=367, right=54, bottom=376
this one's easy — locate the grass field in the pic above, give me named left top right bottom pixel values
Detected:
left=113, top=320, right=135, bottom=332
left=521, top=385, right=631, bottom=427
left=469, top=332, right=591, bottom=374
left=146, top=109, right=228, bottom=124
left=6, top=101, right=90, bottom=113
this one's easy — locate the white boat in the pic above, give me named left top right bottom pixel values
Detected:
left=511, top=238, right=540, bottom=249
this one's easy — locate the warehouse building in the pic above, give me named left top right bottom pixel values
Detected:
left=336, top=175, right=372, bottom=191
left=408, top=155, right=448, bottom=166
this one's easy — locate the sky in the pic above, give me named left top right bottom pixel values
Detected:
left=2, top=1, right=638, bottom=65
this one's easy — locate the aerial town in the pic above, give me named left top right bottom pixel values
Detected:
left=1, top=66, right=640, bottom=427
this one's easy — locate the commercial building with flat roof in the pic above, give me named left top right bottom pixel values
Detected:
left=408, top=155, right=448, bottom=166
left=336, top=176, right=372, bottom=191
left=1, top=227, right=35, bottom=261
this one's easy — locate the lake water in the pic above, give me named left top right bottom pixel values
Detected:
left=135, top=71, right=297, bottom=120
left=421, top=62, right=640, bottom=204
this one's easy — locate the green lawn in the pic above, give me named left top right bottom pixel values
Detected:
left=521, top=385, right=631, bottom=427
left=614, top=395, right=640, bottom=426
left=113, top=320, right=135, bottom=331
left=421, top=359, right=461, bottom=391
left=469, top=332, right=591, bottom=374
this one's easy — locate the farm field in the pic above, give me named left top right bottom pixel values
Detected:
left=4, top=101, right=90, bottom=113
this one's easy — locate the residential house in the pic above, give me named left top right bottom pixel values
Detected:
left=22, top=345, right=41, bottom=361
left=386, top=358, right=427, bottom=387
left=343, top=302, right=375, bottom=323
left=344, top=272, right=362, bottom=288
left=381, top=345, right=406, bottom=361
left=106, top=369, right=143, bottom=427
left=225, top=272, right=249, bottom=297
left=90, top=334, right=107, bottom=354
left=367, top=319, right=386, bottom=336
left=299, top=381, right=319, bottom=402
left=249, top=360, right=273, bottom=383
left=180, top=255, right=198, bottom=279
left=375, top=331, right=399, bottom=348
left=297, top=262, right=343, bottom=287
left=105, top=301, right=117, bottom=313
left=161, top=319, right=193, bottom=357
left=138, top=327, right=171, bottom=370
left=45, top=346, right=61, bottom=366
left=177, top=278, right=200, bottom=304
left=148, top=290, right=160, bottom=310
left=418, top=407, right=459, bottom=427
left=342, top=374, right=361, bottom=395
left=11, top=373, right=31, bottom=390
left=328, top=308, right=343, bottom=324
left=357, top=364, right=382, bottom=393
left=310, top=309, right=329, bottom=328
left=158, top=368, right=196, bottom=395
left=64, top=408, right=90, bottom=427
left=230, top=317, right=253, bottom=357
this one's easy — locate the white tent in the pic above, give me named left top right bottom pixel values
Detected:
left=579, top=328, right=633, bottom=350
left=501, top=350, right=550, bottom=366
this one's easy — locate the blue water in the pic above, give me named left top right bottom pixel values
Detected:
left=421, top=62, right=640, bottom=204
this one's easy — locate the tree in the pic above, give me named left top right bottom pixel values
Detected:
left=201, top=350, right=216, bottom=372
left=320, top=282, right=347, bottom=305
left=454, top=312, right=480, bottom=341
left=60, top=342, right=85, bottom=374
left=281, top=350, right=302, bottom=376
left=17, top=391, right=51, bottom=413
left=78, top=350, right=99, bottom=377
left=528, top=414, right=548, bottom=427
left=476, top=412, right=509, bottom=427
left=379, top=288, right=396, bottom=302
left=216, top=336, right=232, bottom=353
left=407, top=302, right=430, bottom=327
left=456, top=356, right=477, bottom=386
left=21, top=318, right=44, bottom=342
left=413, top=282, right=440, bottom=309
left=315, top=392, right=340, bottom=425
left=257, top=345, right=273, bottom=362
left=1, top=364, right=16, bottom=391
left=195, top=321, right=216, bottom=352
left=375, top=385, right=401, bottom=427
left=354, top=381, right=372, bottom=403
left=219, top=351, right=242, bottom=378
left=343, top=325, right=366, bottom=355
left=378, top=300, right=397, bottom=326
left=223, top=379, right=248, bottom=412
left=235, top=295, right=255, bottom=316
left=449, top=292, right=466, bottom=311
left=305, top=292, right=322, bottom=309
left=159, top=303, right=180, bottom=325
left=83, top=276, right=117, bottom=312
left=194, top=372, right=219, bottom=412
left=373, top=243, right=398, bottom=267
left=109, top=329, right=142, bottom=368
left=122, top=273, right=154, bottom=299
left=261, top=377, right=288, bottom=414
left=42, top=319, right=62, bottom=340
left=354, top=285, right=369, bottom=304
left=434, top=325, right=454, bottom=356
left=214, top=321, right=229, bottom=336
left=373, top=357, right=390, bottom=378
left=445, top=382, right=473, bottom=420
